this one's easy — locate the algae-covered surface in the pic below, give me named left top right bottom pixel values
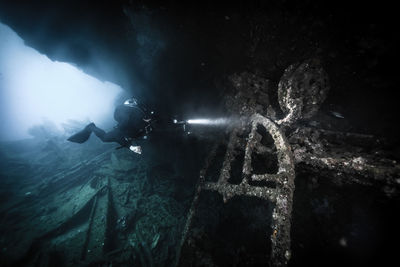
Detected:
left=0, top=131, right=208, bottom=266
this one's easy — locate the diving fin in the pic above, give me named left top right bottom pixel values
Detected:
left=67, top=123, right=94, bottom=143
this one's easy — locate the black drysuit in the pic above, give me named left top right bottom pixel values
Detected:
left=67, top=104, right=147, bottom=147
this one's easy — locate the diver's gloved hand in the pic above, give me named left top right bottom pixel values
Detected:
left=129, top=145, right=142, bottom=154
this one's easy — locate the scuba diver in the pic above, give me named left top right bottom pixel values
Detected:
left=67, top=97, right=155, bottom=154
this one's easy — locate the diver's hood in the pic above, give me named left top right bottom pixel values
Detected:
left=123, top=97, right=138, bottom=108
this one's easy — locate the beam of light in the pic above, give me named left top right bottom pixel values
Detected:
left=186, top=118, right=229, bottom=125
left=0, top=23, right=123, bottom=140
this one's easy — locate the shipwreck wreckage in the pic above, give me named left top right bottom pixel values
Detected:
left=176, top=59, right=399, bottom=266
left=1, top=59, right=399, bottom=267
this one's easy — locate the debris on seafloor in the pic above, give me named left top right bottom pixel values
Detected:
left=176, top=59, right=400, bottom=267
left=288, top=127, right=400, bottom=196
left=177, top=112, right=295, bottom=267
left=177, top=67, right=298, bottom=266
left=329, top=110, right=345, bottom=119
left=224, top=71, right=272, bottom=117
left=1, top=57, right=398, bottom=266
left=276, top=58, right=330, bottom=126
left=151, top=233, right=160, bottom=249
left=111, top=152, right=136, bottom=172
left=0, top=139, right=187, bottom=266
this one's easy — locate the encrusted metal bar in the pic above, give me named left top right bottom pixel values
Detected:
left=175, top=144, right=219, bottom=266
left=217, top=127, right=242, bottom=184
left=178, top=113, right=296, bottom=266
left=243, top=114, right=296, bottom=266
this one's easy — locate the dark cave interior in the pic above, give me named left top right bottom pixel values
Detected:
left=0, top=1, right=399, bottom=267
left=0, top=0, right=398, bottom=139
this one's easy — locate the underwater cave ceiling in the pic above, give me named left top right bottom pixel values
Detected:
left=0, top=0, right=398, bottom=137
left=0, top=0, right=136, bottom=89
left=0, top=1, right=232, bottom=105
left=1, top=0, right=252, bottom=115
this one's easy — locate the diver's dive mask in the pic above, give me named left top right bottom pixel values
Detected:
left=123, top=97, right=138, bottom=108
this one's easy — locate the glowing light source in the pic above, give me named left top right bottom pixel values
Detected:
left=0, top=23, right=123, bottom=140
left=186, top=118, right=228, bottom=125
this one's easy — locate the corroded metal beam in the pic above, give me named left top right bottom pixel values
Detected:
left=177, top=113, right=295, bottom=266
